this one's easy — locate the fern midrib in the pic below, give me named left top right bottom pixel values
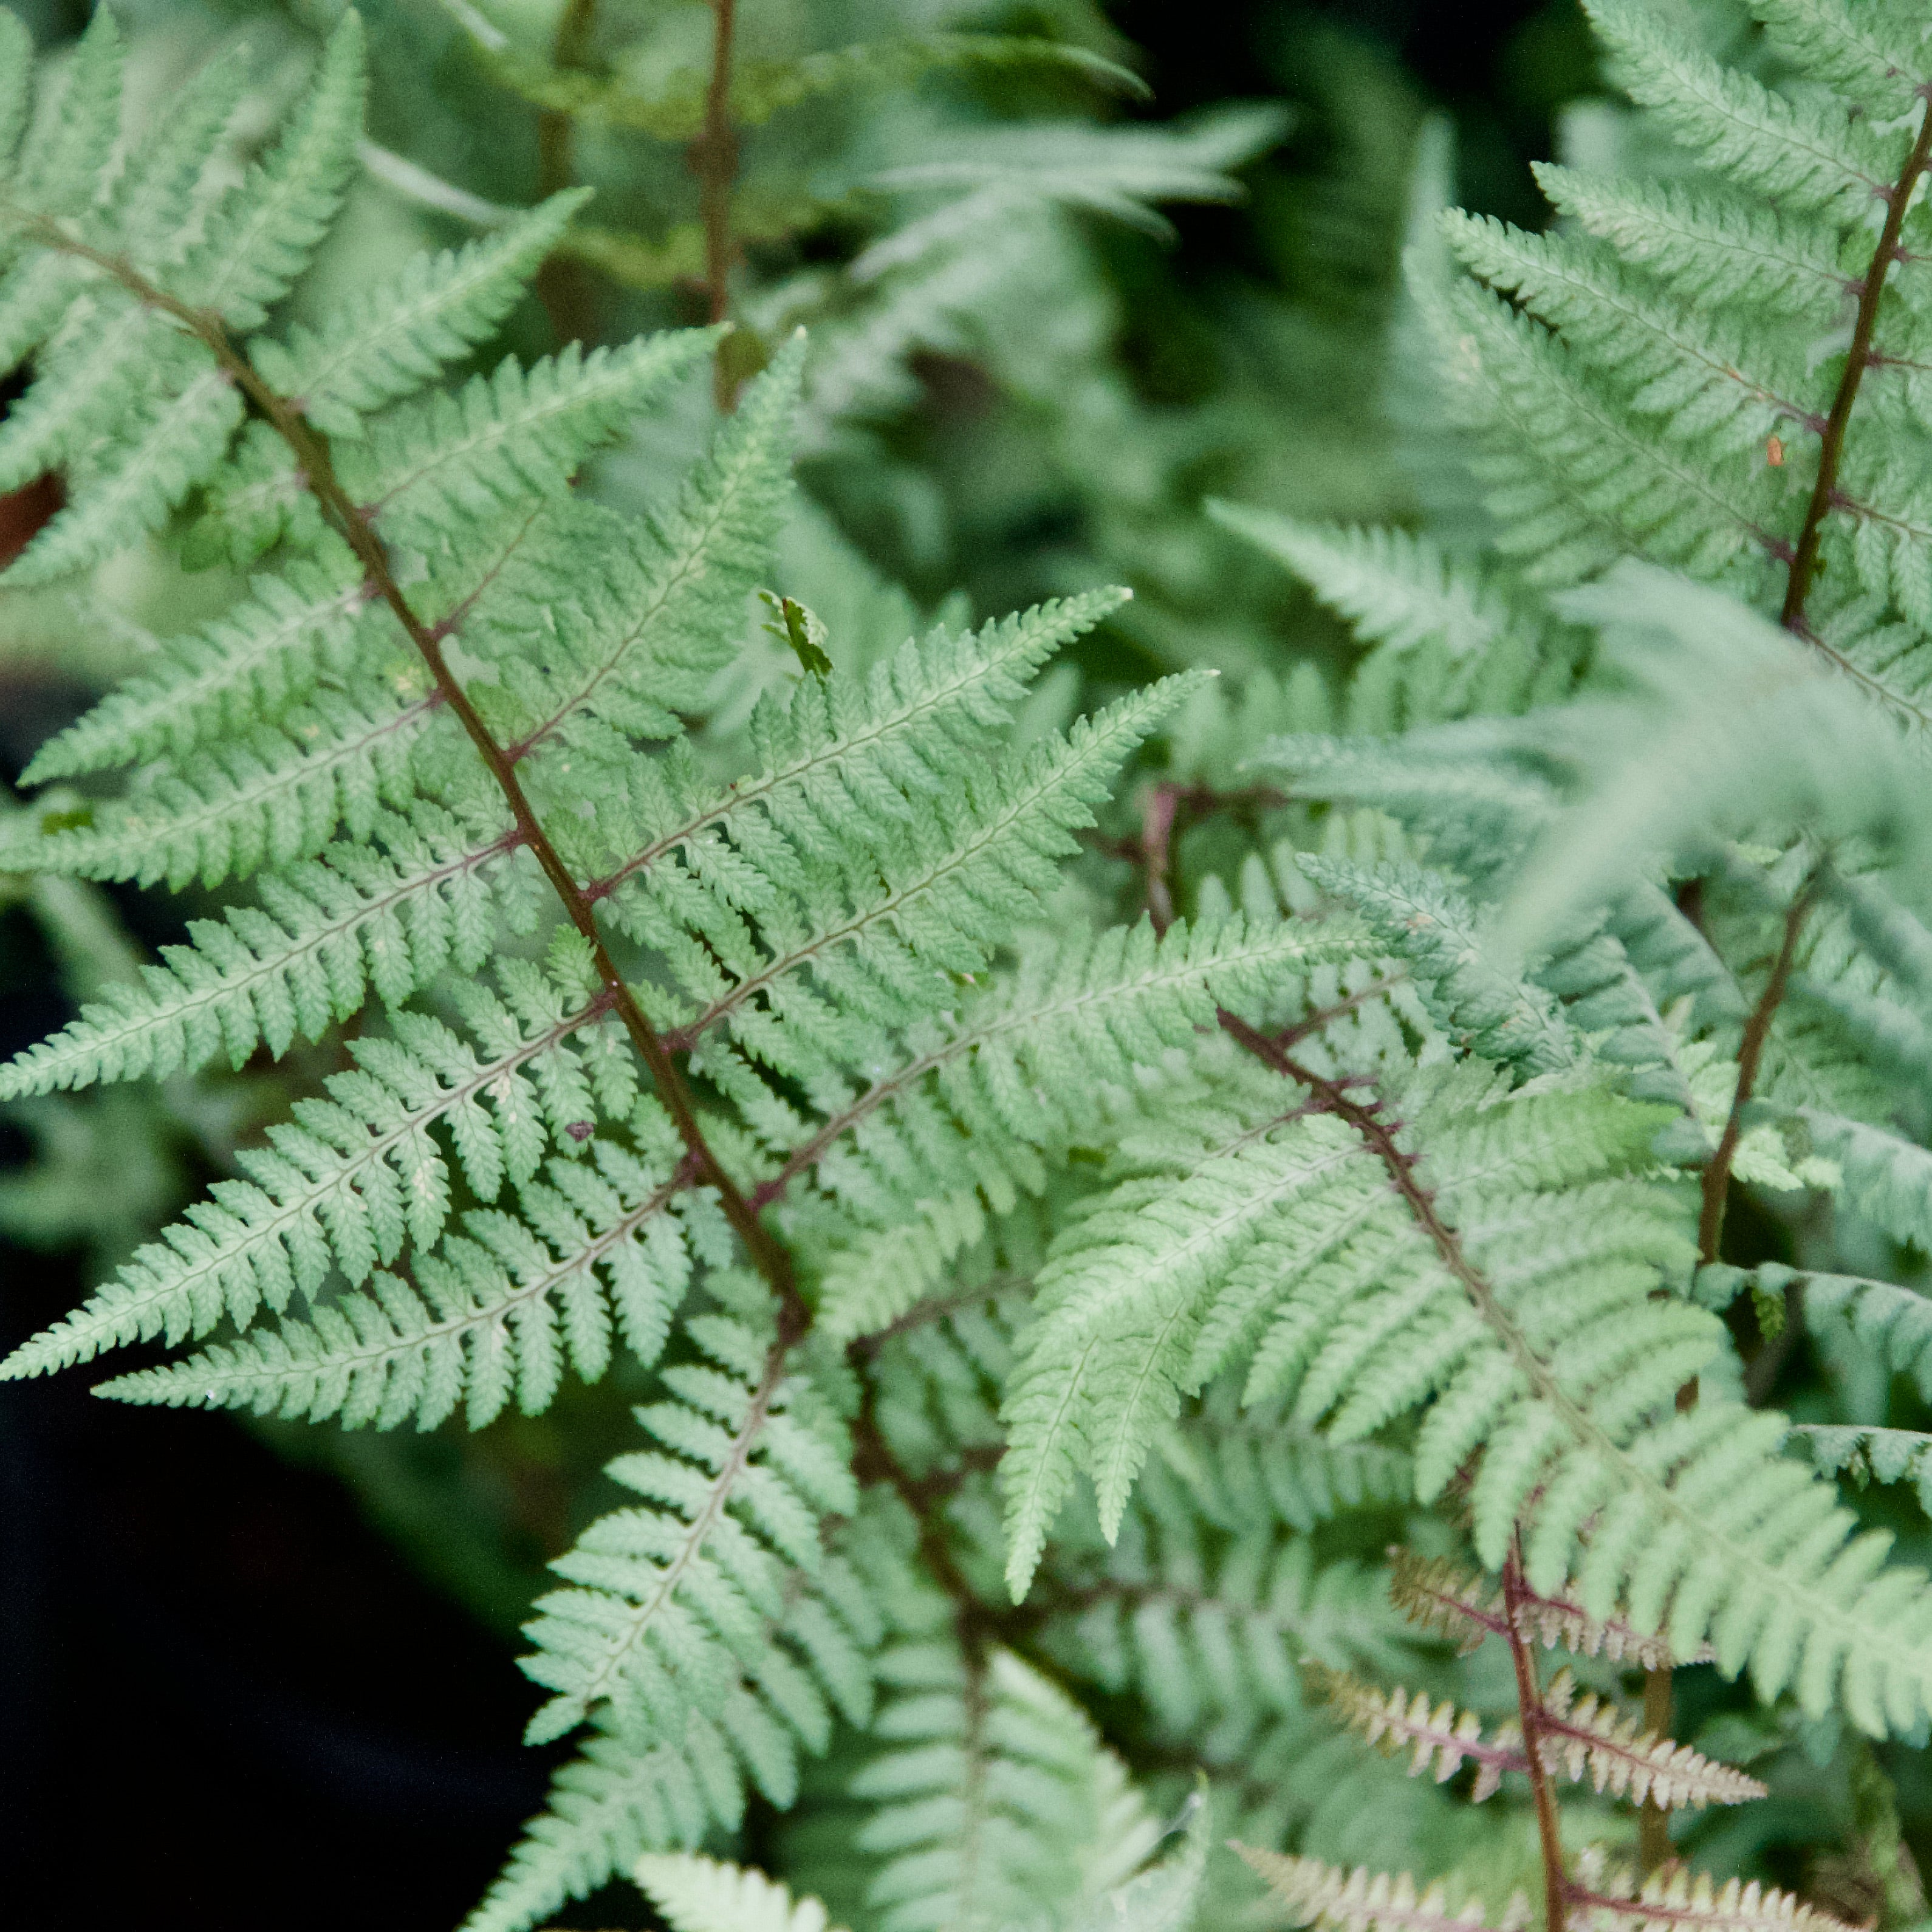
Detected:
left=3, top=996, right=616, bottom=1375
left=563, top=1348, right=789, bottom=1719
left=1779, top=97, right=1932, bottom=626
left=658, top=724, right=1137, bottom=1052
left=0, top=826, right=518, bottom=1101
left=124, top=1166, right=687, bottom=1394
left=584, top=622, right=1069, bottom=903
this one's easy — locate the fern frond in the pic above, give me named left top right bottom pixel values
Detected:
left=98, top=43, right=251, bottom=271
left=1571, top=1864, right=1860, bottom=1932
left=1207, top=504, right=1524, bottom=659
left=1443, top=211, right=1807, bottom=453
left=1534, top=1668, right=1766, bottom=1809
left=0, top=965, right=615, bottom=1376
left=9, top=10, right=121, bottom=221
left=1797, top=1112, right=1932, bottom=1250
left=855, top=1642, right=1163, bottom=1932
left=2, top=682, right=446, bottom=888
left=516, top=1305, right=862, bottom=1747
left=96, top=1129, right=697, bottom=1428
left=495, top=33, right=1140, bottom=143
left=471, top=338, right=805, bottom=760
left=0, top=803, right=519, bottom=1098
left=1297, top=857, right=1575, bottom=1073
left=634, top=1853, right=846, bottom=1932
left=1424, top=276, right=1772, bottom=585
left=1165, top=1379, right=1414, bottom=1535
left=1049, top=1514, right=1414, bottom=1754
left=1790, top=1425, right=1932, bottom=1515
left=5, top=343, right=243, bottom=583
left=20, top=543, right=374, bottom=779
left=1233, top=1846, right=1522, bottom=1932
left=343, top=330, right=716, bottom=544
left=474, top=1498, right=903, bottom=1932
left=1583, top=0, right=1891, bottom=213
left=1313, top=1665, right=1526, bottom=1801
left=171, top=13, right=366, bottom=329
left=464, top=1725, right=718, bottom=1932
left=803, top=912, right=1360, bottom=1342
left=589, top=585, right=1129, bottom=904
left=580, top=673, right=1199, bottom=1157
left=1747, top=0, right=1931, bottom=119
left=1699, top=1264, right=1932, bottom=1402
left=1530, top=167, right=1850, bottom=324
left=254, top=188, right=593, bottom=434
left=1389, top=1550, right=1687, bottom=1670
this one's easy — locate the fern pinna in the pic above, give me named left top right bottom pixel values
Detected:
left=11, top=4, right=1932, bottom=1931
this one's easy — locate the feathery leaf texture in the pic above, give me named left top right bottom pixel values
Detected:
left=517, top=1312, right=868, bottom=1750
left=18, top=9, right=1932, bottom=1929
left=634, top=1854, right=848, bottom=1932
left=1234, top=1847, right=1525, bottom=1932
left=855, top=1642, right=1164, bottom=1932
left=1312, top=1666, right=1529, bottom=1803
left=1388, top=1550, right=1688, bottom=1670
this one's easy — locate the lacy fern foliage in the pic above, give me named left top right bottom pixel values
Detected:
left=15, top=5, right=1932, bottom=1931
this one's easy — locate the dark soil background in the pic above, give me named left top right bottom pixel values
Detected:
left=0, top=3, right=1578, bottom=1923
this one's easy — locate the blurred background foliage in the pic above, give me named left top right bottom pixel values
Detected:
left=0, top=0, right=1645, bottom=1923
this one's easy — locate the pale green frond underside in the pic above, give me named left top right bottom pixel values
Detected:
left=634, top=1853, right=848, bottom=1932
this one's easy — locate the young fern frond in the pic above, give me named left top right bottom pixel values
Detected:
left=1568, top=1864, right=1860, bottom=1932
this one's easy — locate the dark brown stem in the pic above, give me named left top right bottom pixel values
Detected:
left=1502, top=1544, right=1569, bottom=1932
left=1697, top=886, right=1814, bottom=1266
left=1781, top=97, right=1932, bottom=630
left=26, top=220, right=804, bottom=1334
left=695, top=0, right=739, bottom=409
left=1637, top=1665, right=1677, bottom=1875
left=1137, top=781, right=1289, bottom=936
left=849, top=1354, right=1010, bottom=1656
left=1639, top=888, right=1809, bottom=1864
left=533, top=0, right=600, bottom=346
left=1275, top=976, right=1406, bottom=1050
